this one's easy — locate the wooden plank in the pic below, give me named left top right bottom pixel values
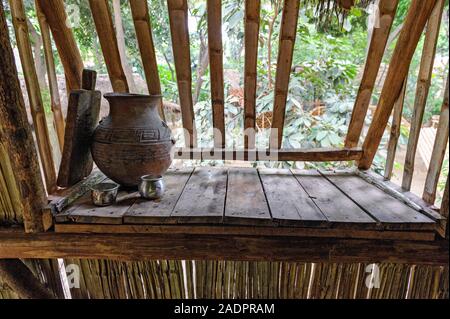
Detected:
left=224, top=168, right=272, bottom=225
left=402, top=0, right=445, bottom=190
left=9, top=0, right=57, bottom=193
left=359, top=0, right=438, bottom=170
left=259, top=169, right=328, bottom=227
left=423, top=75, right=449, bottom=204
left=35, top=0, right=65, bottom=151
left=171, top=167, right=227, bottom=223
left=59, top=187, right=138, bottom=224
left=291, top=170, right=376, bottom=226
left=1, top=228, right=447, bottom=265
left=167, top=0, right=196, bottom=148
left=57, top=90, right=101, bottom=187
left=207, top=0, right=225, bottom=149
left=124, top=168, right=193, bottom=224
left=345, top=0, right=399, bottom=148
left=269, top=0, right=300, bottom=149
left=36, top=0, right=83, bottom=91
left=244, top=0, right=261, bottom=149
left=55, top=224, right=436, bottom=242
left=321, top=171, right=436, bottom=230
left=174, top=147, right=363, bottom=161
left=384, top=77, right=408, bottom=180
left=88, top=0, right=129, bottom=93
left=0, top=3, right=47, bottom=232
left=129, top=0, right=165, bottom=119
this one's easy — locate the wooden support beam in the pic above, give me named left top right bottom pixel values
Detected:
left=36, top=0, right=83, bottom=91
left=0, top=259, right=56, bottom=299
left=423, top=75, right=449, bottom=204
left=207, top=0, right=225, bottom=149
left=0, top=228, right=447, bottom=265
left=88, top=0, right=129, bottom=93
left=269, top=0, right=300, bottom=149
left=384, top=77, right=408, bottom=180
left=8, top=0, right=57, bottom=193
left=129, top=0, right=165, bottom=120
left=345, top=0, right=399, bottom=148
left=441, top=177, right=449, bottom=239
left=35, top=0, right=65, bottom=152
left=358, top=0, right=438, bottom=170
left=0, top=1, right=47, bottom=232
left=244, top=0, right=261, bottom=150
left=402, top=0, right=445, bottom=190
left=168, top=0, right=196, bottom=148
left=174, top=147, right=363, bottom=162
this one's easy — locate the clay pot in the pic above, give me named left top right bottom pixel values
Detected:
left=91, top=93, right=175, bottom=187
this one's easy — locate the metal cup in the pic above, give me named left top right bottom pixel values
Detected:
left=91, top=183, right=119, bottom=206
left=139, top=175, right=164, bottom=200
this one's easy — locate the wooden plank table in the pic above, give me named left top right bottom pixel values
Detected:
left=52, top=168, right=442, bottom=241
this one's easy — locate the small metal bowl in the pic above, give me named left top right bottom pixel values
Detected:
left=91, top=183, right=119, bottom=207
left=139, top=175, right=164, bottom=200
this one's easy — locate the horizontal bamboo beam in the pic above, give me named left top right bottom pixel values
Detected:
left=345, top=0, right=399, bottom=148
left=36, top=0, right=83, bottom=91
left=359, top=0, right=438, bottom=170
left=174, top=147, right=363, bottom=161
left=0, top=228, right=447, bottom=265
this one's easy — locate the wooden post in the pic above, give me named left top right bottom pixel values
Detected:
left=0, top=1, right=47, bottom=233
left=269, top=0, right=300, bottom=149
left=345, top=0, right=399, bottom=148
left=207, top=0, right=225, bottom=149
left=0, top=260, right=56, bottom=299
left=168, top=0, right=196, bottom=148
left=129, top=0, right=165, bottom=119
left=36, top=0, right=83, bottom=91
left=441, top=177, right=449, bottom=239
left=423, top=75, right=449, bottom=204
left=244, top=0, right=261, bottom=150
left=35, top=0, right=65, bottom=152
left=88, top=0, right=129, bottom=93
left=358, top=0, right=438, bottom=170
left=8, top=0, right=57, bottom=193
left=402, top=0, right=445, bottom=190
left=384, top=77, right=408, bottom=180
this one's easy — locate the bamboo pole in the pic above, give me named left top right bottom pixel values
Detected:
left=422, top=75, right=449, bottom=204
left=167, top=0, right=196, bottom=148
left=36, top=0, right=83, bottom=91
left=207, top=0, right=225, bottom=149
left=244, top=0, right=261, bottom=150
left=402, top=0, right=445, bottom=190
left=269, top=0, right=300, bottom=149
left=345, top=0, right=399, bottom=148
left=384, top=77, right=408, bottom=180
left=88, top=0, right=129, bottom=93
left=8, top=0, right=57, bottom=194
left=129, top=0, right=165, bottom=119
left=35, top=0, right=65, bottom=152
left=358, top=0, right=438, bottom=170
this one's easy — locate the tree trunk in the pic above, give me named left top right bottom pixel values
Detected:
left=112, top=0, right=137, bottom=92
left=193, top=34, right=209, bottom=105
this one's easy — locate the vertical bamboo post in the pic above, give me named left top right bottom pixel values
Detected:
left=423, top=76, right=449, bottom=204
left=129, top=0, right=165, bottom=119
left=0, top=1, right=47, bottom=232
left=244, top=0, right=261, bottom=150
left=88, top=0, right=129, bottom=93
left=36, top=0, right=83, bottom=91
left=35, top=0, right=65, bottom=152
left=9, top=0, right=57, bottom=193
left=358, top=0, right=438, bottom=170
left=402, top=0, right=445, bottom=190
left=345, top=0, right=399, bottom=148
left=207, top=0, right=225, bottom=149
left=269, top=0, right=300, bottom=149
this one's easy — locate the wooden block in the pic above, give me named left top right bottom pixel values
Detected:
left=57, top=89, right=101, bottom=187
